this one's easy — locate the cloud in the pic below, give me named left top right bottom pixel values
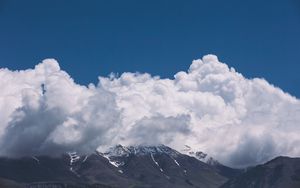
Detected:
left=126, top=115, right=191, bottom=146
left=0, top=60, right=121, bottom=156
left=0, top=55, right=300, bottom=167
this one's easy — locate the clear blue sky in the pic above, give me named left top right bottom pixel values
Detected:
left=0, top=0, right=300, bottom=97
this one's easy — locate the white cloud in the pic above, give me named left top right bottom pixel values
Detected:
left=0, top=55, right=299, bottom=167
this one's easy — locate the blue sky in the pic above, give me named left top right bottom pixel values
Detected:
left=0, top=0, right=300, bottom=97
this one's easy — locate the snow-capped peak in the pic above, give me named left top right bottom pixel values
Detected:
left=97, top=144, right=219, bottom=169
left=101, top=144, right=131, bottom=157
left=97, top=144, right=180, bottom=169
left=98, top=144, right=180, bottom=158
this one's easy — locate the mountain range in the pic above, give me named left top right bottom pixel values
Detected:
left=0, top=145, right=299, bottom=188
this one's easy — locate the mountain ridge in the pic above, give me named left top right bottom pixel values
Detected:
left=221, top=156, right=300, bottom=188
left=0, top=145, right=298, bottom=188
left=0, top=145, right=231, bottom=188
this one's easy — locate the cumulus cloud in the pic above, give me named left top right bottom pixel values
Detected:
left=126, top=115, right=191, bottom=146
left=0, top=60, right=121, bottom=156
left=0, top=55, right=300, bottom=167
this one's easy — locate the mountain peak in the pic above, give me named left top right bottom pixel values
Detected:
left=97, top=144, right=220, bottom=164
left=98, top=144, right=180, bottom=159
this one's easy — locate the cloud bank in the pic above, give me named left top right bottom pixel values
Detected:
left=0, top=55, right=299, bottom=167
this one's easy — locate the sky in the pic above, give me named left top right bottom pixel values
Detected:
left=0, top=1, right=300, bottom=168
left=0, top=0, right=300, bottom=97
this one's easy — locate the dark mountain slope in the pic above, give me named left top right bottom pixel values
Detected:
left=221, top=156, right=300, bottom=188
left=0, top=177, right=22, bottom=188
left=0, top=145, right=231, bottom=188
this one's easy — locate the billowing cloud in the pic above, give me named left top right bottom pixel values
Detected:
left=0, top=55, right=299, bottom=167
left=0, top=60, right=122, bottom=156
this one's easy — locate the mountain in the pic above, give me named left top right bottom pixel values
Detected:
left=3, top=145, right=299, bottom=188
left=99, top=145, right=228, bottom=187
left=220, top=156, right=300, bottom=188
left=0, top=153, right=136, bottom=188
left=0, top=145, right=232, bottom=188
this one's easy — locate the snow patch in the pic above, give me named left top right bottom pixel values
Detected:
left=182, top=145, right=218, bottom=165
left=98, top=145, right=180, bottom=157
left=67, top=152, right=80, bottom=165
left=151, top=153, right=163, bottom=172
left=67, top=152, right=81, bottom=177
left=171, top=157, right=180, bottom=166
left=99, top=153, right=124, bottom=168
left=31, top=156, right=40, bottom=164
left=82, top=155, right=89, bottom=163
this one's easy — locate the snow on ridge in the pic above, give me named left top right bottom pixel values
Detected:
left=67, top=152, right=81, bottom=177
left=106, top=144, right=216, bottom=166
left=67, top=152, right=80, bottom=165
left=98, top=144, right=180, bottom=158
left=97, top=144, right=181, bottom=170
left=181, top=145, right=219, bottom=165
left=100, top=153, right=124, bottom=168
left=97, top=149, right=125, bottom=168
left=96, top=144, right=219, bottom=170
